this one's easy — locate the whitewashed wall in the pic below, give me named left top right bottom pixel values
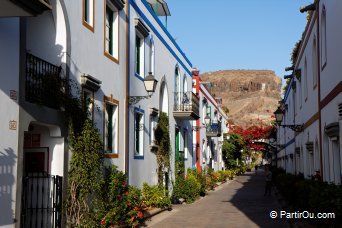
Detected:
left=0, top=17, right=20, bottom=228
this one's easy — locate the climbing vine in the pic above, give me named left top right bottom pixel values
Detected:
left=154, top=112, right=171, bottom=186
left=40, top=73, right=104, bottom=226
left=65, top=120, right=104, bottom=227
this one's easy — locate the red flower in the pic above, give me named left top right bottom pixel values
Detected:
left=125, top=191, right=129, bottom=196
left=137, top=212, right=143, bottom=218
left=134, top=207, right=139, bottom=211
left=101, top=219, right=106, bottom=225
left=123, top=181, right=127, bottom=187
left=128, top=202, right=132, bottom=206
left=117, top=194, right=122, bottom=199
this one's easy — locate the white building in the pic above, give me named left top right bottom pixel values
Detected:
left=192, top=71, right=229, bottom=172
left=276, top=0, right=341, bottom=185
left=0, top=0, right=128, bottom=226
left=127, top=0, right=198, bottom=189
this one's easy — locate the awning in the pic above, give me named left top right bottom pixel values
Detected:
left=146, top=0, right=171, bottom=16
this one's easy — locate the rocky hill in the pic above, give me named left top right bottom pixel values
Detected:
left=200, top=70, right=282, bottom=127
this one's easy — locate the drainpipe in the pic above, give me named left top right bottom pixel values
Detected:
left=315, top=1, right=324, bottom=179
left=125, top=1, right=130, bottom=177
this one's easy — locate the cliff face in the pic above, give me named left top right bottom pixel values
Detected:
left=200, top=70, right=282, bottom=127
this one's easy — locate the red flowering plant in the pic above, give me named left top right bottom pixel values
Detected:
left=98, top=166, right=146, bottom=227
left=126, top=186, right=147, bottom=227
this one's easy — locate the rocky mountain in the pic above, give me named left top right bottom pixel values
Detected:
left=200, top=70, right=282, bottom=127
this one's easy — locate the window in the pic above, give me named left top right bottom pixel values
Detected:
left=321, top=6, right=327, bottom=69
left=135, top=33, right=144, bottom=76
left=184, top=130, right=188, bottom=160
left=149, top=38, right=155, bottom=74
left=104, top=96, right=119, bottom=156
left=312, top=37, right=318, bottom=88
left=299, top=80, right=302, bottom=108
left=183, top=74, right=187, bottom=93
left=150, top=115, right=157, bottom=145
left=175, top=67, right=180, bottom=105
left=304, top=58, right=308, bottom=101
left=135, top=18, right=149, bottom=77
left=83, top=0, right=94, bottom=31
left=202, top=103, right=207, bottom=125
left=104, top=0, right=119, bottom=62
left=82, top=88, right=94, bottom=120
left=134, top=108, right=144, bottom=157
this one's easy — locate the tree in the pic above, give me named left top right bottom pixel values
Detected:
left=222, top=133, right=244, bottom=169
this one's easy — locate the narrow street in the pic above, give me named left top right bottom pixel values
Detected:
left=145, top=169, right=289, bottom=228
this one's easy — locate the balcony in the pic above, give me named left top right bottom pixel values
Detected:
left=25, top=53, right=63, bottom=109
left=206, top=122, right=222, bottom=137
left=173, top=91, right=200, bottom=120
left=2, top=0, right=52, bottom=17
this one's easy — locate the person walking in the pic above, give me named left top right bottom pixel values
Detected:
left=264, top=165, right=272, bottom=196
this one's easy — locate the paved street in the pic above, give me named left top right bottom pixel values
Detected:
left=145, top=169, right=289, bottom=228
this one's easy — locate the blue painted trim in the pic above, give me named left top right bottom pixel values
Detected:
left=140, top=0, right=192, bottom=68
left=279, top=137, right=295, bottom=152
left=134, top=155, right=144, bottom=160
left=135, top=73, right=144, bottom=81
left=284, top=78, right=294, bottom=102
left=285, top=138, right=295, bottom=148
left=134, top=106, right=145, bottom=114
left=129, top=0, right=193, bottom=76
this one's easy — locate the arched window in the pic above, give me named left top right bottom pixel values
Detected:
left=160, top=81, right=169, bottom=115
left=312, top=36, right=318, bottom=88
left=149, top=37, right=155, bottom=74
left=304, top=58, right=308, bottom=101
left=174, top=66, right=181, bottom=105
left=183, top=74, right=188, bottom=93
left=321, top=6, right=327, bottom=69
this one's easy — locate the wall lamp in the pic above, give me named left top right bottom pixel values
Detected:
left=284, top=74, right=293, bottom=79
left=274, top=107, right=303, bottom=132
left=192, top=116, right=211, bottom=131
left=300, top=3, right=316, bottom=13
left=285, top=66, right=294, bottom=71
left=129, top=72, right=158, bottom=105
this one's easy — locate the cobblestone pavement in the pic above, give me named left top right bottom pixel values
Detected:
left=144, top=169, right=289, bottom=228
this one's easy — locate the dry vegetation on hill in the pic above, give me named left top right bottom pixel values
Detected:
left=201, top=70, right=282, bottom=127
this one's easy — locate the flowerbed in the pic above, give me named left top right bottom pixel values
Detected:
left=271, top=167, right=342, bottom=226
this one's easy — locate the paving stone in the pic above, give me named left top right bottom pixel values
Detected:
left=144, top=170, right=289, bottom=228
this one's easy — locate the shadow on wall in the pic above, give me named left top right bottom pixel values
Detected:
left=0, top=148, right=16, bottom=226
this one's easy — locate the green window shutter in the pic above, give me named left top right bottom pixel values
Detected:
left=135, top=112, right=140, bottom=153
left=84, top=0, right=88, bottom=22
left=106, top=104, right=114, bottom=151
left=106, top=6, right=113, bottom=55
left=136, top=35, right=141, bottom=75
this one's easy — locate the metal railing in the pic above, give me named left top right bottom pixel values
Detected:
left=21, top=173, right=62, bottom=228
left=173, top=91, right=199, bottom=115
left=25, top=53, right=62, bottom=109
left=206, top=122, right=222, bottom=137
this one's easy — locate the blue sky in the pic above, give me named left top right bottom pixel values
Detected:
left=164, top=0, right=312, bottom=85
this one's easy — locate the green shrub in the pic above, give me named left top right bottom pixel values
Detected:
left=273, top=172, right=342, bottom=226
left=142, top=183, right=171, bottom=209
left=187, top=169, right=206, bottom=196
left=172, top=173, right=201, bottom=203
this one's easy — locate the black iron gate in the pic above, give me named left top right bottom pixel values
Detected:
left=21, top=173, right=63, bottom=228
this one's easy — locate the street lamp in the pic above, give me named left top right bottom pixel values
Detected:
left=204, top=115, right=211, bottom=126
left=129, top=72, right=158, bottom=105
left=274, top=107, right=303, bottom=132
